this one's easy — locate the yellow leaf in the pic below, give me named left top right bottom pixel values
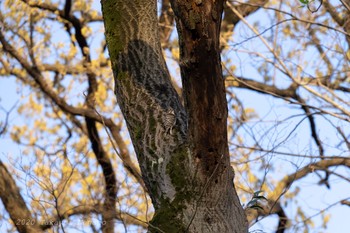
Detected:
left=322, top=213, right=331, bottom=228
left=81, top=26, right=91, bottom=37
left=346, top=50, right=350, bottom=60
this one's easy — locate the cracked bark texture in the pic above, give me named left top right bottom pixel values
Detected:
left=101, top=0, right=248, bottom=232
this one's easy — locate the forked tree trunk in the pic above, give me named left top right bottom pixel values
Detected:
left=101, top=0, right=248, bottom=232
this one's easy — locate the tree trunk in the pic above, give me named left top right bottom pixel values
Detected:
left=101, top=0, right=248, bottom=232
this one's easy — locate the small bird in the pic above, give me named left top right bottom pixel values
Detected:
left=163, top=108, right=176, bottom=135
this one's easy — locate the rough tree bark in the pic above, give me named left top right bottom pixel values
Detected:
left=101, top=0, right=248, bottom=232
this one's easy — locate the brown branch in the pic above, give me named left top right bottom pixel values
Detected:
left=269, top=201, right=288, bottom=233
left=39, top=204, right=148, bottom=231
left=159, top=0, right=175, bottom=48
left=231, top=2, right=350, bottom=38
left=275, top=204, right=288, bottom=233
left=272, top=158, right=350, bottom=202
left=307, top=28, right=333, bottom=82
left=323, top=0, right=345, bottom=26
left=226, top=0, right=269, bottom=26
left=86, top=117, right=117, bottom=233
left=2, top=4, right=146, bottom=229
left=340, top=0, right=350, bottom=12
left=295, top=96, right=329, bottom=188
left=41, top=62, right=109, bottom=75
left=63, top=0, right=71, bottom=17
left=221, top=0, right=268, bottom=49
left=0, top=28, right=144, bottom=190
left=0, top=160, right=44, bottom=233
left=0, top=103, right=17, bottom=136
left=341, top=199, right=350, bottom=206
left=245, top=200, right=288, bottom=232
left=247, top=158, right=350, bottom=230
left=336, top=127, right=350, bottom=151
left=19, top=0, right=93, bottom=55
left=226, top=75, right=298, bottom=98
left=19, top=2, right=142, bottom=187
left=66, top=1, right=119, bottom=230
left=0, top=30, right=94, bottom=118
left=225, top=74, right=350, bottom=122
left=231, top=143, right=350, bottom=160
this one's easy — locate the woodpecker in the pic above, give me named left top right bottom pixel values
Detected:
left=163, top=108, right=176, bottom=135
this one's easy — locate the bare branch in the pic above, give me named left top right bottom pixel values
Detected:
left=225, top=75, right=297, bottom=98
left=40, top=204, right=148, bottom=231
left=295, top=96, right=329, bottom=188
left=245, top=199, right=288, bottom=232
left=336, top=127, right=350, bottom=151
left=227, top=2, right=350, bottom=119
left=271, top=158, right=350, bottom=202
left=226, top=0, right=269, bottom=26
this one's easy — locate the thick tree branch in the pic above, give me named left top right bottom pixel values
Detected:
left=323, top=0, right=345, bottom=26
left=0, top=160, right=44, bottom=233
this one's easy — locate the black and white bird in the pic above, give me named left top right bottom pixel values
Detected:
left=163, top=108, right=176, bottom=135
